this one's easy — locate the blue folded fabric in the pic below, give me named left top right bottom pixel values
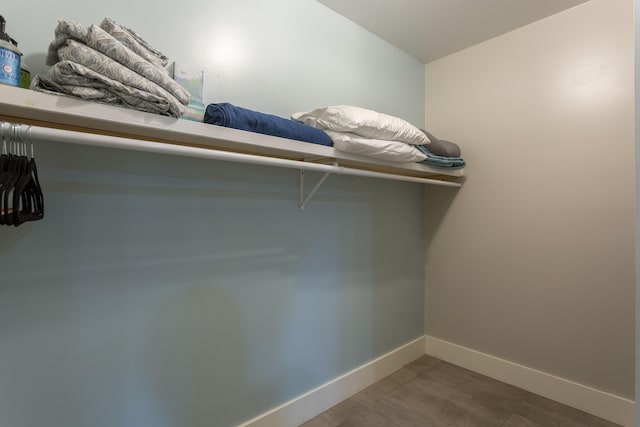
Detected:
left=204, top=103, right=333, bottom=146
left=415, top=144, right=466, bottom=169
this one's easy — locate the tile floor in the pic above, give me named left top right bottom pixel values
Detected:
left=300, top=355, right=620, bottom=427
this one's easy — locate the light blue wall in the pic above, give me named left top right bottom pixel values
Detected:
left=0, top=1, right=426, bottom=426
left=5, top=0, right=424, bottom=124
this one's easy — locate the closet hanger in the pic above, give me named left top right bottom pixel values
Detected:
left=10, top=126, right=28, bottom=225
left=0, top=123, right=15, bottom=225
left=12, top=126, right=44, bottom=225
left=0, top=123, right=44, bottom=226
left=3, top=124, right=25, bottom=225
left=0, top=123, right=8, bottom=193
left=1, top=124, right=18, bottom=225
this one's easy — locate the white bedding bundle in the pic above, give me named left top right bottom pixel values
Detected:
left=323, top=131, right=428, bottom=162
left=291, top=105, right=431, bottom=163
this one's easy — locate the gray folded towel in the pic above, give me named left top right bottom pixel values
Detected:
left=421, top=129, right=462, bottom=158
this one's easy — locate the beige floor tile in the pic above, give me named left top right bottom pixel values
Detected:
left=439, top=400, right=506, bottom=427
left=502, top=413, right=550, bottom=427
left=404, top=355, right=442, bottom=377
left=374, top=385, right=447, bottom=426
left=513, top=398, right=560, bottom=426
left=352, top=369, right=414, bottom=410
left=554, top=405, right=622, bottom=427
left=300, top=398, right=370, bottom=427
left=300, top=357, right=622, bottom=427
left=337, top=408, right=395, bottom=427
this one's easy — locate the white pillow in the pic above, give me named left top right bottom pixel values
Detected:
left=292, top=105, right=430, bottom=145
left=326, top=131, right=427, bottom=163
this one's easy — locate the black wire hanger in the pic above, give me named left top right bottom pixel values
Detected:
left=0, top=123, right=44, bottom=227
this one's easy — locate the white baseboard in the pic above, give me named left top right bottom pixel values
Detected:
left=424, top=336, right=635, bottom=427
left=238, top=336, right=426, bottom=427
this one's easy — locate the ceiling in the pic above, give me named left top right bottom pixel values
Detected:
left=316, top=0, right=591, bottom=63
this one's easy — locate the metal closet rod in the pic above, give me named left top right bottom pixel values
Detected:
left=16, top=123, right=461, bottom=188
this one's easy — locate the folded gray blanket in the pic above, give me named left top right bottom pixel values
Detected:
left=33, top=59, right=184, bottom=117
left=33, top=19, right=188, bottom=117
left=99, top=18, right=169, bottom=70
left=46, top=21, right=189, bottom=105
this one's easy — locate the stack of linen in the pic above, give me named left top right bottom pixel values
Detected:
left=292, top=105, right=465, bottom=169
left=416, top=129, right=466, bottom=169
left=32, top=18, right=190, bottom=118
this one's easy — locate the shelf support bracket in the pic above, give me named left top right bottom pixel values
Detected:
left=299, top=164, right=335, bottom=211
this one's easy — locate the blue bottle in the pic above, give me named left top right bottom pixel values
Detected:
left=0, top=16, right=21, bottom=87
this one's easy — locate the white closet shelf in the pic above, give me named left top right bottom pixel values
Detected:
left=0, top=85, right=463, bottom=184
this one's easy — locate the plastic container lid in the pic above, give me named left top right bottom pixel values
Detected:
left=0, top=16, right=11, bottom=43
